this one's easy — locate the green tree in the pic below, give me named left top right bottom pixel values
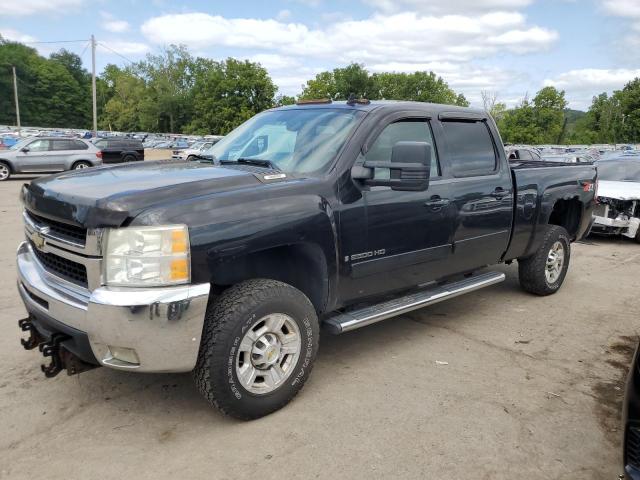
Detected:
left=620, top=78, right=640, bottom=143
left=497, top=97, right=541, bottom=144
left=532, top=86, right=567, bottom=144
left=0, top=39, right=91, bottom=128
left=188, top=58, right=277, bottom=134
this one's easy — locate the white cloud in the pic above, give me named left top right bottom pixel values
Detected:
left=2, top=0, right=83, bottom=16
left=140, top=11, right=557, bottom=64
left=601, top=0, right=640, bottom=18
left=544, top=68, right=640, bottom=108
left=100, top=12, right=130, bottom=33
left=248, top=54, right=300, bottom=71
left=363, top=0, right=534, bottom=14
left=0, top=28, right=37, bottom=43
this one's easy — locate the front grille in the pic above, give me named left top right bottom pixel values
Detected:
left=628, top=426, right=640, bottom=469
left=30, top=241, right=88, bottom=288
left=27, top=211, right=87, bottom=245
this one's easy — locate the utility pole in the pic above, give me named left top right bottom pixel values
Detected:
left=91, top=34, right=97, bottom=137
left=12, top=66, right=20, bottom=135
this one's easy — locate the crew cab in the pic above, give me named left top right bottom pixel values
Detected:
left=15, top=100, right=596, bottom=419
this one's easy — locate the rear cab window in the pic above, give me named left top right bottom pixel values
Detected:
left=440, top=120, right=498, bottom=177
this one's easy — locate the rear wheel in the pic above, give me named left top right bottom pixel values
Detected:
left=0, top=162, right=11, bottom=181
left=193, top=279, right=319, bottom=420
left=186, top=155, right=195, bottom=161
left=72, top=161, right=91, bottom=170
left=122, top=154, right=136, bottom=163
left=518, top=225, right=571, bottom=296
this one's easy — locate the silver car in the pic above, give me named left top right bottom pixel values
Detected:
left=0, top=137, right=102, bottom=181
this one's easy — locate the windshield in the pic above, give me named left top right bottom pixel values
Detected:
left=597, top=160, right=640, bottom=182
left=203, top=108, right=365, bottom=174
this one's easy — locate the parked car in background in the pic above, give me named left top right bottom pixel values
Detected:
left=591, top=159, right=640, bottom=242
left=622, top=339, right=640, bottom=479
left=172, top=138, right=222, bottom=160
left=506, top=146, right=542, bottom=162
left=93, top=137, right=144, bottom=164
left=0, top=137, right=101, bottom=181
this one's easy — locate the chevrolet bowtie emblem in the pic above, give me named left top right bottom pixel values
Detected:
left=30, top=231, right=46, bottom=249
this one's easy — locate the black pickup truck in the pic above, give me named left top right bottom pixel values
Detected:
left=16, top=100, right=596, bottom=419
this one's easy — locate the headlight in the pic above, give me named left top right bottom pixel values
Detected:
left=104, top=225, right=190, bottom=287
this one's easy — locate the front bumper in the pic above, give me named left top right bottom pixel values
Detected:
left=16, top=241, right=210, bottom=373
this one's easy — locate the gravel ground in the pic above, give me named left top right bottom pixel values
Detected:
left=0, top=176, right=638, bottom=480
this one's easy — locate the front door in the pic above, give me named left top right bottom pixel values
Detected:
left=16, top=139, right=51, bottom=172
left=338, top=118, right=455, bottom=302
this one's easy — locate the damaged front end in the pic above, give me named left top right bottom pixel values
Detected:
left=592, top=196, right=640, bottom=239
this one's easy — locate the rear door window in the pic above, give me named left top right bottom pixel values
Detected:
left=441, top=121, right=497, bottom=177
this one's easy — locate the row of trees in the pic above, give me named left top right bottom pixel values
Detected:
left=1, top=37, right=639, bottom=143
left=486, top=80, right=640, bottom=145
left=0, top=40, right=467, bottom=135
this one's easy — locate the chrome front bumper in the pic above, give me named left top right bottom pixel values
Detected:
left=17, top=241, right=210, bottom=373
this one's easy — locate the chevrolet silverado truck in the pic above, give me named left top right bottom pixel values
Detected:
left=16, top=100, right=596, bottom=419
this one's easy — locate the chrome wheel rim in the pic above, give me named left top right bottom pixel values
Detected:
left=0, top=164, right=8, bottom=180
left=236, top=313, right=301, bottom=395
left=545, top=241, right=565, bottom=284
left=74, top=163, right=89, bottom=170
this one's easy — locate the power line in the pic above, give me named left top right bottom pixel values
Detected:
left=21, top=39, right=88, bottom=45
left=97, top=42, right=137, bottom=65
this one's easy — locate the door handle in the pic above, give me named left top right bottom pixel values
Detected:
left=490, top=188, right=508, bottom=199
left=424, top=196, right=450, bottom=210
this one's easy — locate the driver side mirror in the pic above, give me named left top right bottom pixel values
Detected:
left=21, top=147, right=29, bottom=153
left=353, top=141, right=432, bottom=191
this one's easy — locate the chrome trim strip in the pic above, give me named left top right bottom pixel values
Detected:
left=325, top=271, right=505, bottom=334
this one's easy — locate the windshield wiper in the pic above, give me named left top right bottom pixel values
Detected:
left=221, top=158, right=281, bottom=171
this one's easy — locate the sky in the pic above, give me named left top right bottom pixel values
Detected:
left=1, top=0, right=640, bottom=110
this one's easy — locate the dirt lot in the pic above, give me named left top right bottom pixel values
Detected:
left=0, top=176, right=638, bottom=479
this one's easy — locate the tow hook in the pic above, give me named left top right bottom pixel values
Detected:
left=18, top=317, right=98, bottom=378
left=39, top=333, right=70, bottom=378
left=18, top=317, right=44, bottom=350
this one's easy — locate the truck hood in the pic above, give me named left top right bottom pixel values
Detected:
left=23, top=160, right=286, bottom=227
left=597, top=180, right=640, bottom=201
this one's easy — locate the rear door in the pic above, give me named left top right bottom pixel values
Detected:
left=438, top=117, right=513, bottom=273
left=49, top=139, right=78, bottom=170
left=16, top=139, right=51, bottom=172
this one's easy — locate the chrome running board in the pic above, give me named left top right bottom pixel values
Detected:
left=324, top=271, right=505, bottom=334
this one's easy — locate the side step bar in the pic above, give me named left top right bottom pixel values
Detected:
left=324, top=271, right=505, bottom=334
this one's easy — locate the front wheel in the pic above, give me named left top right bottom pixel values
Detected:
left=0, top=162, right=11, bottom=181
left=518, top=225, right=571, bottom=296
left=193, top=279, right=319, bottom=420
left=72, top=161, right=91, bottom=170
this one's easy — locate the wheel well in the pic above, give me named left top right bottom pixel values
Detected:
left=210, top=243, right=329, bottom=313
left=72, top=160, right=91, bottom=168
left=548, top=198, right=582, bottom=238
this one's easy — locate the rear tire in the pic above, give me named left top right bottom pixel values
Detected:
left=122, top=154, right=136, bottom=163
left=72, top=161, right=91, bottom=170
left=193, top=279, right=319, bottom=420
left=635, top=222, right=640, bottom=244
left=0, top=162, right=11, bottom=181
left=186, top=155, right=195, bottom=161
left=518, top=225, right=571, bottom=296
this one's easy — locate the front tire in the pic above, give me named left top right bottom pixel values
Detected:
left=0, top=162, right=11, bottom=181
left=193, top=279, right=319, bottom=420
left=518, top=225, right=571, bottom=296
